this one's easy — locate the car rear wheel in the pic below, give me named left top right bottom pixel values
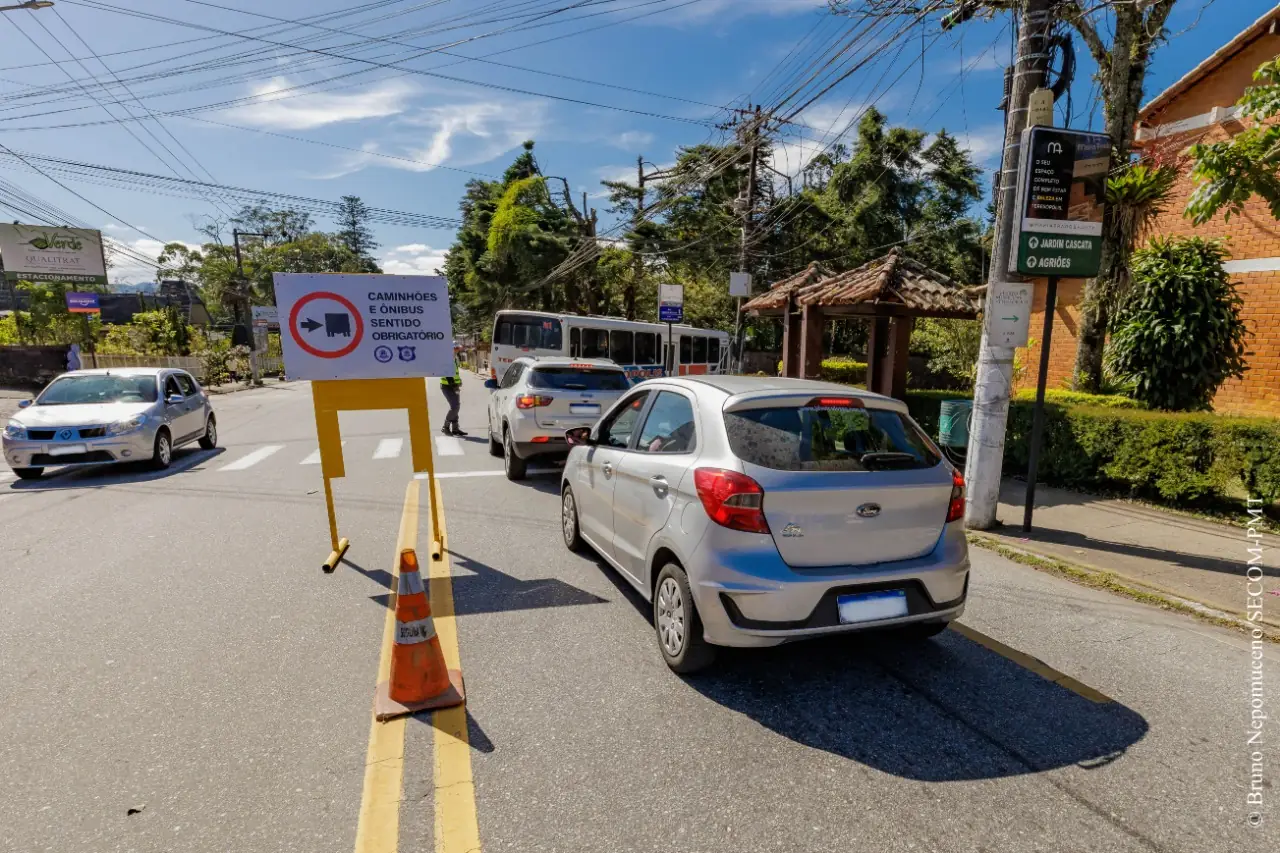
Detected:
left=488, top=412, right=502, bottom=457
left=151, top=429, right=172, bottom=470
left=503, top=427, right=527, bottom=480
left=561, top=485, right=583, bottom=552
left=654, top=563, right=715, bottom=674
left=895, top=621, right=949, bottom=641
left=12, top=467, right=43, bottom=480
left=198, top=415, right=217, bottom=449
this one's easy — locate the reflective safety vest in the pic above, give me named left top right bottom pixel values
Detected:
left=441, top=357, right=460, bottom=387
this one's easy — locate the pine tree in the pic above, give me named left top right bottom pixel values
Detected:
left=336, top=195, right=378, bottom=267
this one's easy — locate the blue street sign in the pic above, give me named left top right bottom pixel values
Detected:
left=659, top=304, right=683, bottom=323
left=65, top=291, right=100, bottom=314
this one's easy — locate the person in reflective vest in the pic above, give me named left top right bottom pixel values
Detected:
left=440, top=343, right=466, bottom=436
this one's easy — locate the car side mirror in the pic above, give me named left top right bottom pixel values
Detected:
left=18, top=399, right=32, bottom=409
left=166, top=393, right=185, bottom=405
left=565, top=426, right=595, bottom=447
left=483, top=378, right=498, bottom=390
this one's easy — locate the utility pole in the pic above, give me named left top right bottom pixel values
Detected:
left=629, top=155, right=645, bottom=321
left=962, top=0, right=1056, bottom=529
left=733, top=105, right=762, bottom=375
left=231, top=229, right=263, bottom=386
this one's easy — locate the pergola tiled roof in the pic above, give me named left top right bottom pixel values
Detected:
left=744, top=250, right=982, bottom=318
left=744, top=250, right=983, bottom=400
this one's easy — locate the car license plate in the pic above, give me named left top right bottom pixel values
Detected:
left=47, top=443, right=87, bottom=457
left=836, top=590, right=908, bottom=624
left=569, top=403, right=600, bottom=415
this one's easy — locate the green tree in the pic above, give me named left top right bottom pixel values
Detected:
left=1108, top=237, right=1248, bottom=411
left=336, top=195, right=380, bottom=271
left=1186, top=56, right=1280, bottom=224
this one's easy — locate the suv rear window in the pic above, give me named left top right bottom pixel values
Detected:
left=528, top=367, right=629, bottom=391
left=724, top=404, right=940, bottom=471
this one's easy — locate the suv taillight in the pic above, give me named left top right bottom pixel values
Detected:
left=515, top=395, right=553, bottom=409
left=946, top=470, right=965, bottom=523
left=693, top=468, right=769, bottom=534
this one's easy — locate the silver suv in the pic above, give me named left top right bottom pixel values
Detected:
left=3, top=368, right=217, bottom=479
left=484, top=357, right=630, bottom=480
left=558, top=375, right=968, bottom=673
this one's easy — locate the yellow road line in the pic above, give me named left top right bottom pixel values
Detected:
left=428, top=477, right=483, bottom=853
left=952, top=622, right=1113, bottom=704
left=353, top=480, right=419, bottom=853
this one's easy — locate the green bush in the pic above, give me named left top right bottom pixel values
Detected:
left=904, top=392, right=1280, bottom=508
left=775, top=357, right=867, bottom=385
left=1108, top=237, right=1248, bottom=411
left=1013, top=388, right=1144, bottom=409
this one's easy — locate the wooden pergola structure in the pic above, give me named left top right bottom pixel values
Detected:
left=743, top=249, right=983, bottom=400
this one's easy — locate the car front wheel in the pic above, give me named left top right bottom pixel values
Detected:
left=561, top=485, right=583, bottom=552
left=151, top=429, right=172, bottom=470
left=12, top=467, right=43, bottom=480
left=654, top=563, right=715, bottom=674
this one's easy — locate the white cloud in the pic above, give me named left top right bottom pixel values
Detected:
left=613, top=130, right=654, bottom=149
left=947, top=44, right=1008, bottom=74
left=106, top=238, right=199, bottom=285
left=380, top=243, right=448, bottom=276
left=227, top=77, right=416, bottom=130
left=956, top=124, right=1006, bottom=165
left=327, top=100, right=547, bottom=177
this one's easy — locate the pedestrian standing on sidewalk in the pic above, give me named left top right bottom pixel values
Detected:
left=441, top=342, right=467, bottom=436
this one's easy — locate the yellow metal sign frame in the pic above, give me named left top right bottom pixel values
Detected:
left=311, top=377, right=442, bottom=564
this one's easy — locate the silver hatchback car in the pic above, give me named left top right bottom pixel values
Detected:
left=2, top=368, right=217, bottom=480
left=559, top=375, right=968, bottom=673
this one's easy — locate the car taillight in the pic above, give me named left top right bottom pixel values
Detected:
left=490, top=367, right=497, bottom=381
left=693, top=468, right=770, bottom=534
left=515, top=395, right=553, bottom=409
left=946, top=470, right=965, bottom=523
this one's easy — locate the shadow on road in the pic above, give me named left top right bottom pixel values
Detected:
left=444, top=549, right=607, bottom=616
left=682, top=631, right=1148, bottom=782
left=4, top=447, right=225, bottom=490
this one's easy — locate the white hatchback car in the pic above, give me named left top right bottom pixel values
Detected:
left=558, top=375, right=969, bottom=673
left=484, top=357, right=631, bottom=480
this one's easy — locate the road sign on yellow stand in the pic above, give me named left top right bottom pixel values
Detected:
left=311, top=377, right=443, bottom=561
left=273, top=272, right=454, bottom=567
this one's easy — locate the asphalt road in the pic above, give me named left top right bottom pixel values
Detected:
left=1, top=372, right=1274, bottom=853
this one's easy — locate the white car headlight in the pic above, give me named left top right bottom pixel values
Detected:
left=3, top=420, right=25, bottom=440
left=106, top=414, right=148, bottom=436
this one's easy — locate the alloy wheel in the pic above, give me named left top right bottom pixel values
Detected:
left=656, top=577, right=685, bottom=657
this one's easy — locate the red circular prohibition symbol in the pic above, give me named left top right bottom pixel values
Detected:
left=289, top=291, right=364, bottom=358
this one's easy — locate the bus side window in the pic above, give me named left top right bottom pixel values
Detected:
left=583, top=328, right=608, bottom=359
left=610, top=330, right=634, bottom=365
left=495, top=321, right=511, bottom=346
left=635, top=332, right=657, bottom=365
left=693, top=336, right=708, bottom=364
left=570, top=327, right=581, bottom=357
left=708, top=336, right=721, bottom=368
left=680, top=335, right=692, bottom=364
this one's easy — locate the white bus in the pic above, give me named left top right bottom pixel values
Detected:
left=489, top=310, right=730, bottom=383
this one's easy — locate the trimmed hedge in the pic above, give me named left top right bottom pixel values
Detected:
left=776, top=357, right=868, bottom=385
left=1013, top=388, right=1144, bottom=409
left=904, top=391, right=1280, bottom=507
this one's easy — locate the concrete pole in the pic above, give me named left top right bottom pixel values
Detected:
left=963, top=0, right=1055, bottom=529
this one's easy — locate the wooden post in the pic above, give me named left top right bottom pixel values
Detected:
left=886, top=316, right=914, bottom=401
left=800, top=303, right=823, bottom=379
left=866, top=315, right=890, bottom=394
left=781, top=301, right=802, bottom=377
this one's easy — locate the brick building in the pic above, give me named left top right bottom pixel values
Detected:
left=1019, top=6, right=1280, bottom=416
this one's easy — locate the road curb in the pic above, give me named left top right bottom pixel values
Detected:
left=967, top=533, right=1280, bottom=642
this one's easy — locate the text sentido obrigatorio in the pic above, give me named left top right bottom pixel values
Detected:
left=367, top=290, right=446, bottom=341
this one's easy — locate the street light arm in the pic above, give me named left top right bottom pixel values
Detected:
left=0, top=2, right=55, bottom=12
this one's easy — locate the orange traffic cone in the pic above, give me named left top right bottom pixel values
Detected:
left=373, top=548, right=465, bottom=721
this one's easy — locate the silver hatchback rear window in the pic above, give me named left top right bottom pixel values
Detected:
left=724, top=403, right=940, bottom=472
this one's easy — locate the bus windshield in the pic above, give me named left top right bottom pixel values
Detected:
left=494, top=314, right=563, bottom=351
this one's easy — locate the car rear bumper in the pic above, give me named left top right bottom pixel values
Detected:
left=687, top=522, right=969, bottom=648
left=507, top=411, right=592, bottom=459
left=3, top=428, right=157, bottom=470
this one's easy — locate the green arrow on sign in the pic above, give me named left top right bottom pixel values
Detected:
left=1001, top=315, right=1018, bottom=322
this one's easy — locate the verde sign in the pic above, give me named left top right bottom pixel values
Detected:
left=1009, top=127, right=1110, bottom=277
left=0, top=223, right=107, bottom=285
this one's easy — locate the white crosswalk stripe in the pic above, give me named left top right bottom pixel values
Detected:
left=301, top=441, right=345, bottom=465
left=218, top=445, right=284, bottom=471
left=373, top=438, right=403, bottom=460
left=434, top=435, right=465, bottom=457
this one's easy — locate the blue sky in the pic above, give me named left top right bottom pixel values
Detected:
left=0, top=0, right=1266, bottom=283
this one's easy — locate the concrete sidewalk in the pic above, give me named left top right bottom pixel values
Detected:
left=981, top=480, right=1278, bottom=628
